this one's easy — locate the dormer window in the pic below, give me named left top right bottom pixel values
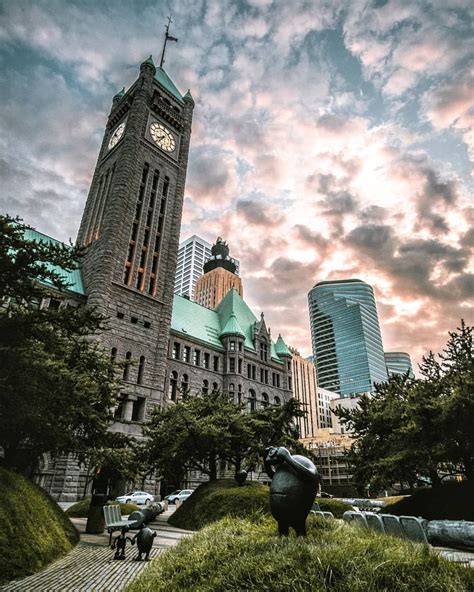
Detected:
left=260, top=339, right=268, bottom=362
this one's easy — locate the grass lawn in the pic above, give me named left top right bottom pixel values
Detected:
left=127, top=514, right=474, bottom=592
left=168, top=479, right=353, bottom=530
left=0, top=467, right=79, bottom=585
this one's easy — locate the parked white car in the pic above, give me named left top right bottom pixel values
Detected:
left=166, top=489, right=194, bottom=504
left=115, top=491, right=154, bottom=505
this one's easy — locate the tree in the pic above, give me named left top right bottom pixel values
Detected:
left=0, top=215, right=119, bottom=472
left=335, top=321, right=474, bottom=494
left=142, top=390, right=310, bottom=484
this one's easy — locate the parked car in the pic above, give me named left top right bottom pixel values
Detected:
left=166, top=489, right=194, bottom=504
left=115, top=491, right=154, bottom=505
left=164, top=490, right=182, bottom=503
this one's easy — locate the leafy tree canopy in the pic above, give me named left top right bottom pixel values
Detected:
left=142, top=390, right=311, bottom=483
left=0, top=215, right=120, bottom=472
left=336, top=321, right=474, bottom=494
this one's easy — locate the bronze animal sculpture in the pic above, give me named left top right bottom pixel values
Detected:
left=264, top=446, right=319, bottom=536
left=111, top=525, right=134, bottom=560
left=133, top=524, right=157, bottom=561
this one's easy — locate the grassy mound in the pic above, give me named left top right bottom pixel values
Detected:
left=169, top=480, right=355, bottom=530
left=169, top=479, right=270, bottom=530
left=316, top=498, right=353, bottom=518
left=127, top=515, right=474, bottom=592
left=66, top=498, right=139, bottom=518
left=385, top=481, right=474, bottom=521
left=0, top=468, right=79, bottom=585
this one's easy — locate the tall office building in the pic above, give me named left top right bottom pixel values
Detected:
left=194, top=237, right=243, bottom=308
left=174, top=236, right=241, bottom=301
left=384, top=352, right=414, bottom=378
left=308, top=279, right=388, bottom=397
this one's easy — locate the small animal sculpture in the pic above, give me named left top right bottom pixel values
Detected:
left=234, top=469, right=248, bottom=487
left=112, top=525, right=134, bottom=560
left=132, top=524, right=157, bottom=561
left=264, top=446, right=319, bottom=537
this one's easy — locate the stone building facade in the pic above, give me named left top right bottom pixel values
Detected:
left=166, top=288, right=293, bottom=412
left=32, top=56, right=195, bottom=500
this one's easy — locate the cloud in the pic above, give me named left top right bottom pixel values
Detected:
left=0, top=0, right=472, bottom=373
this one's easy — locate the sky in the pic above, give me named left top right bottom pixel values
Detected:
left=0, top=0, right=473, bottom=370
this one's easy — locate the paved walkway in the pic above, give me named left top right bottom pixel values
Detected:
left=0, top=506, right=193, bottom=592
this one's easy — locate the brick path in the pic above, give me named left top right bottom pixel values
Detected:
left=0, top=507, right=192, bottom=592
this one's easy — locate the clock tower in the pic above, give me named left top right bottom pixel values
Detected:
left=77, top=55, right=194, bottom=430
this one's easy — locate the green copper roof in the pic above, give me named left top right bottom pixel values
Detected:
left=216, top=289, right=258, bottom=350
left=155, top=66, right=184, bottom=104
left=219, top=312, right=245, bottom=338
left=171, top=295, right=224, bottom=350
left=142, top=54, right=155, bottom=67
left=171, top=289, right=286, bottom=364
left=274, top=334, right=292, bottom=357
left=23, top=228, right=86, bottom=296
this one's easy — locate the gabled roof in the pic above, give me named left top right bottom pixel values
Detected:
left=219, top=312, right=245, bottom=338
left=23, top=228, right=85, bottom=296
left=155, top=67, right=185, bottom=104
left=274, top=334, right=292, bottom=357
left=216, top=288, right=258, bottom=350
left=171, top=288, right=287, bottom=364
left=171, top=295, right=224, bottom=350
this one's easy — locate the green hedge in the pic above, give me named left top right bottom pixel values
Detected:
left=65, top=498, right=139, bottom=518
left=0, top=468, right=79, bottom=585
left=385, top=481, right=474, bottom=521
left=168, top=480, right=354, bottom=530
left=127, top=515, right=474, bottom=592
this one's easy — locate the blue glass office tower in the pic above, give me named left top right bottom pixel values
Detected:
left=384, top=352, right=414, bottom=378
left=308, top=279, right=388, bottom=396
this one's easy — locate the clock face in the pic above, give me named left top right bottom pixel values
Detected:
left=108, top=122, right=125, bottom=150
left=150, top=122, right=176, bottom=153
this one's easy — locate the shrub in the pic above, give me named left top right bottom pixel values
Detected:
left=127, top=515, right=474, bottom=592
left=0, top=468, right=79, bottom=585
left=169, top=479, right=269, bottom=530
left=316, top=498, right=353, bottom=518
left=385, top=481, right=474, bottom=521
left=65, top=499, right=139, bottom=518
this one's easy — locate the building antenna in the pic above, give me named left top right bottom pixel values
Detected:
left=159, top=15, right=178, bottom=68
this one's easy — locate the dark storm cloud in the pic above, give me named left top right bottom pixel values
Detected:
left=236, top=199, right=281, bottom=227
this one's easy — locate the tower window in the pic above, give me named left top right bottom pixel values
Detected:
left=204, top=352, right=210, bottom=369
left=229, top=357, right=236, bottom=373
left=132, top=397, right=146, bottom=422
left=123, top=352, right=132, bottom=381
left=137, top=356, right=145, bottom=384
left=213, top=356, right=219, bottom=372
left=170, top=371, right=178, bottom=402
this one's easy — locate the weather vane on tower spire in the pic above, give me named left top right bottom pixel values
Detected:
left=159, top=15, right=178, bottom=68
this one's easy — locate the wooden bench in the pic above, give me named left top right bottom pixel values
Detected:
left=103, top=504, right=139, bottom=546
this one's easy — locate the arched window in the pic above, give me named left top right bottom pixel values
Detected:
left=248, top=389, right=256, bottom=412
left=111, top=347, right=117, bottom=362
left=170, top=371, right=178, bottom=401
left=274, top=396, right=281, bottom=406
left=229, top=383, right=235, bottom=393
left=123, top=352, right=132, bottom=381
left=181, top=373, right=189, bottom=395
left=212, top=382, right=219, bottom=392
left=202, top=379, right=209, bottom=394
left=261, top=393, right=269, bottom=408
left=137, top=356, right=145, bottom=384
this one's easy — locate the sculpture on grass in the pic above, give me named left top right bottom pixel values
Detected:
left=264, top=446, right=319, bottom=537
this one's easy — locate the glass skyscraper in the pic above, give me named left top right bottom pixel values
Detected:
left=384, top=352, right=414, bottom=378
left=308, top=279, right=388, bottom=397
